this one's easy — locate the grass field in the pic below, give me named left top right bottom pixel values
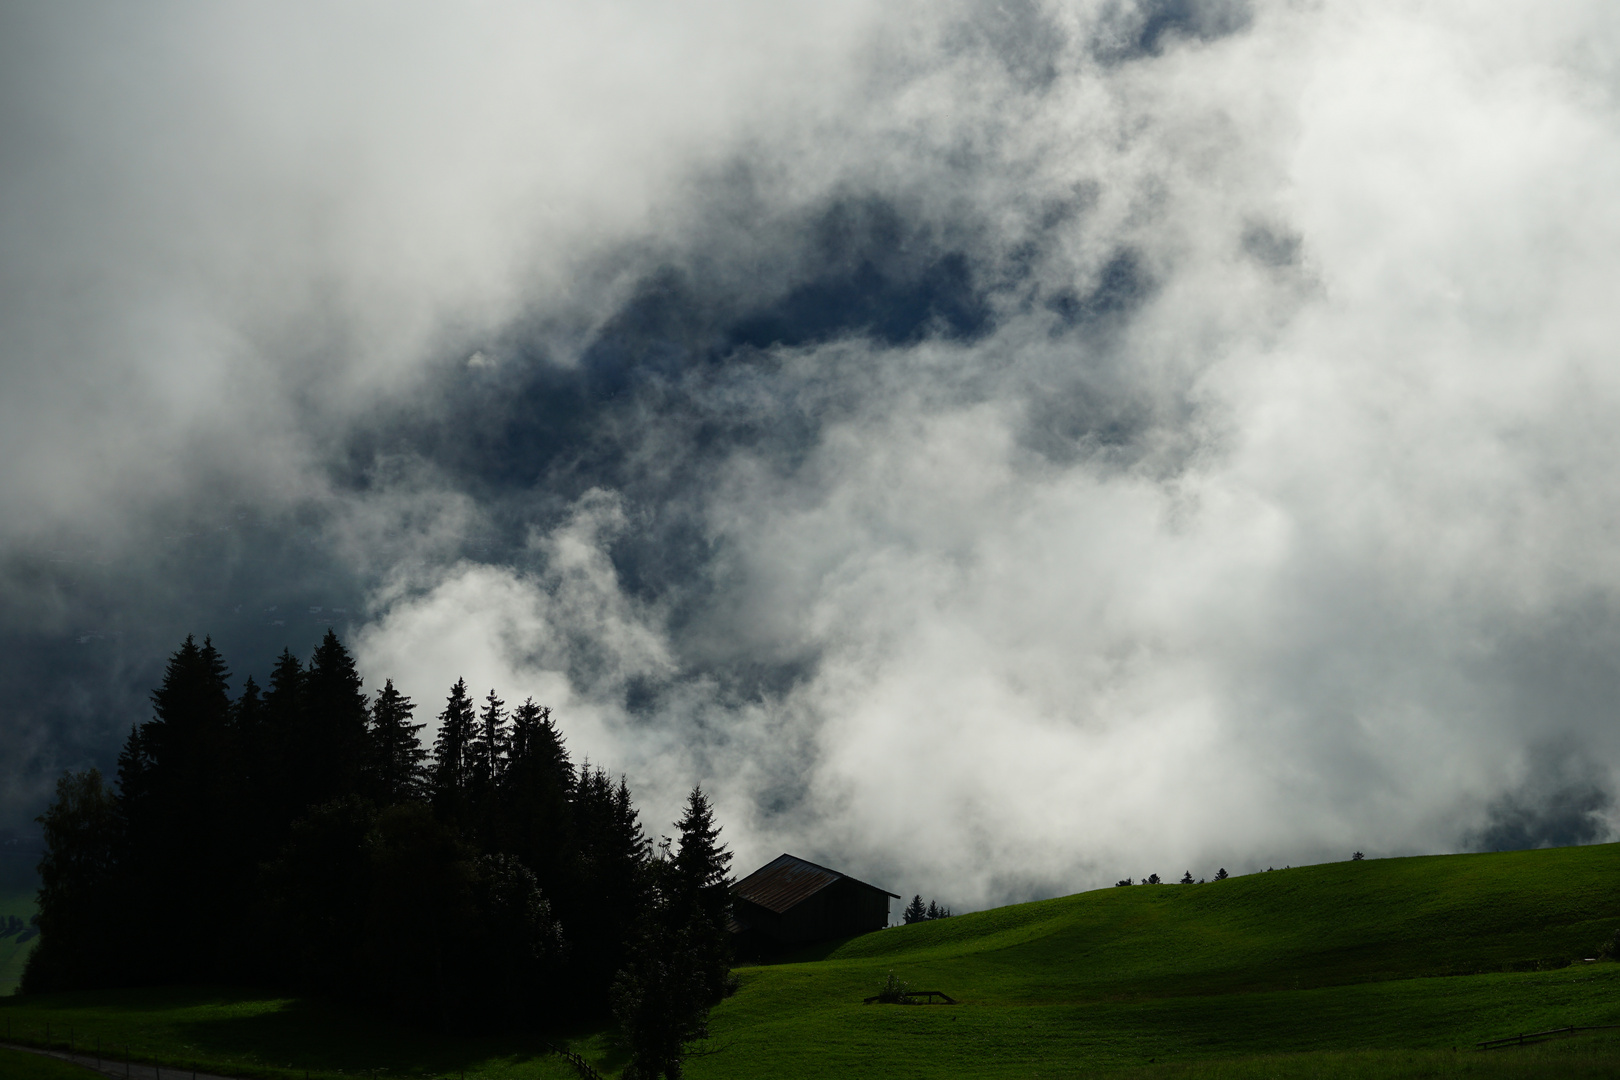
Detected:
left=0, top=844, right=1615, bottom=1078
left=689, top=843, right=1620, bottom=1079
left=0, top=1046, right=101, bottom=1080
left=0, top=885, right=39, bottom=995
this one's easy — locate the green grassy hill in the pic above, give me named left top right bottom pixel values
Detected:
left=0, top=843, right=1616, bottom=1078
left=690, top=844, right=1620, bottom=1079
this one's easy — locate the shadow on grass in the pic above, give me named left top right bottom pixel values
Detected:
left=2, top=986, right=605, bottom=1078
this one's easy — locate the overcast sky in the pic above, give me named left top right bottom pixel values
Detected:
left=3, top=0, right=1618, bottom=908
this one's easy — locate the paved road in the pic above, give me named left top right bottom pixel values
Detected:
left=1, top=1041, right=254, bottom=1080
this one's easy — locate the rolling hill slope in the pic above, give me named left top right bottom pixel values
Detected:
left=0, top=844, right=1615, bottom=1078
left=691, top=844, right=1620, bottom=1078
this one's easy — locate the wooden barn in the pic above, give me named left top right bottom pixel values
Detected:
left=730, top=853, right=899, bottom=952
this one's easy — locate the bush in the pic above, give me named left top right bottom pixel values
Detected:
left=876, top=972, right=910, bottom=1003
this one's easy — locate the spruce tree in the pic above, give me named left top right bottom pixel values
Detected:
left=470, top=688, right=508, bottom=816
left=430, top=678, right=477, bottom=828
left=903, top=894, right=926, bottom=924
left=499, top=698, right=574, bottom=891
left=670, top=786, right=733, bottom=1005
left=612, top=787, right=730, bottom=1078
left=365, top=679, right=427, bottom=805
left=258, top=648, right=307, bottom=838
left=134, top=634, right=238, bottom=979
left=508, top=698, right=567, bottom=779
left=302, top=630, right=370, bottom=808
left=568, top=767, right=652, bottom=999
left=115, top=724, right=150, bottom=823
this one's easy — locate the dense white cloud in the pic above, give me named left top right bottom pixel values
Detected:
left=8, top=1, right=1620, bottom=904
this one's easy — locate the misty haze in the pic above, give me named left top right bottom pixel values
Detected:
left=3, top=6, right=1620, bottom=1074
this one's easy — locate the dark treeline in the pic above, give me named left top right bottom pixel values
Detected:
left=26, top=632, right=733, bottom=1066
left=901, top=894, right=951, bottom=923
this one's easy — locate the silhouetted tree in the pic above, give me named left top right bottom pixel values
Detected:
left=1146, top=873, right=1161, bottom=885
left=468, top=689, right=507, bottom=841
left=612, top=899, right=707, bottom=1080
left=128, top=635, right=239, bottom=979
left=670, top=786, right=733, bottom=1005
left=300, top=630, right=370, bottom=809
left=904, top=894, right=927, bottom=923
left=471, top=690, right=507, bottom=791
left=28, top=631, right=688, bottom=1033
left=431, top=678, right=477, bottom=828
left=1352, top=851, right=1365, bottom=861
left=1114, top=878, right=1133, bottom=887
left=253, top=648, right=307, bottom=844
left=359, top=802, right=479, bottom=1024
left=461, top=853, right=566, bottom=1025
left=22, top=770, right=123, bottom=992
left=1214, top=868, right=1229, bottom=880
left=499, top=698, right=574, bottom=892
left=263, top=795, right=378, bottom=993
left=1180, top=871, right=1194, bottom=884
left=569, top=767, right=652, bottom=1001
left=365, top=679, right=426, bottom=805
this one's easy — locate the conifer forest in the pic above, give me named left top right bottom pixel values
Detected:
left=25, top=632, right=734, bottom=1064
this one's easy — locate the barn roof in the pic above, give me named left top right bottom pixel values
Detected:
left=732, top=853, right=900, bottom=914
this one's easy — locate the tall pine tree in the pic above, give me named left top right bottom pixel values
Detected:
left=469, top=688, right=508, bottom=839
left=498, top=698, right=574, bottom=891
left=256, top=648, right=307, bottom=842
left=129, top=635, right=239, bottom=979
left=430, top=678, right=477, bottom=829
left=300, top=630, right=370, bottom=810
left=670, top=786, right=734, bottom=1006
left=365, top=679, right=427, bottom=805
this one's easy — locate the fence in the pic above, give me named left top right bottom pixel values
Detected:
left=546, top=1041, right=607, bottom=1080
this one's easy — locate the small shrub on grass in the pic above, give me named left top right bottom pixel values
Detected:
left=876, top=972, right=910, bottom=1004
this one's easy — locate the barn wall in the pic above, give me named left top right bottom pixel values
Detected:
left=738, top=880, right=892, bottom=946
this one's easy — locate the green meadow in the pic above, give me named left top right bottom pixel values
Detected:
left=1, top=843, right=1616, bottom=1078
left=0, top=1045, right=101, bottom=1080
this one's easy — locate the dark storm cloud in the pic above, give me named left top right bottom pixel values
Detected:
left=1473, top=745, right=1614, bottom=852
left=1093, top=0, right=1252, bottom=63
left=5, top=1, right=1620, bottom=908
